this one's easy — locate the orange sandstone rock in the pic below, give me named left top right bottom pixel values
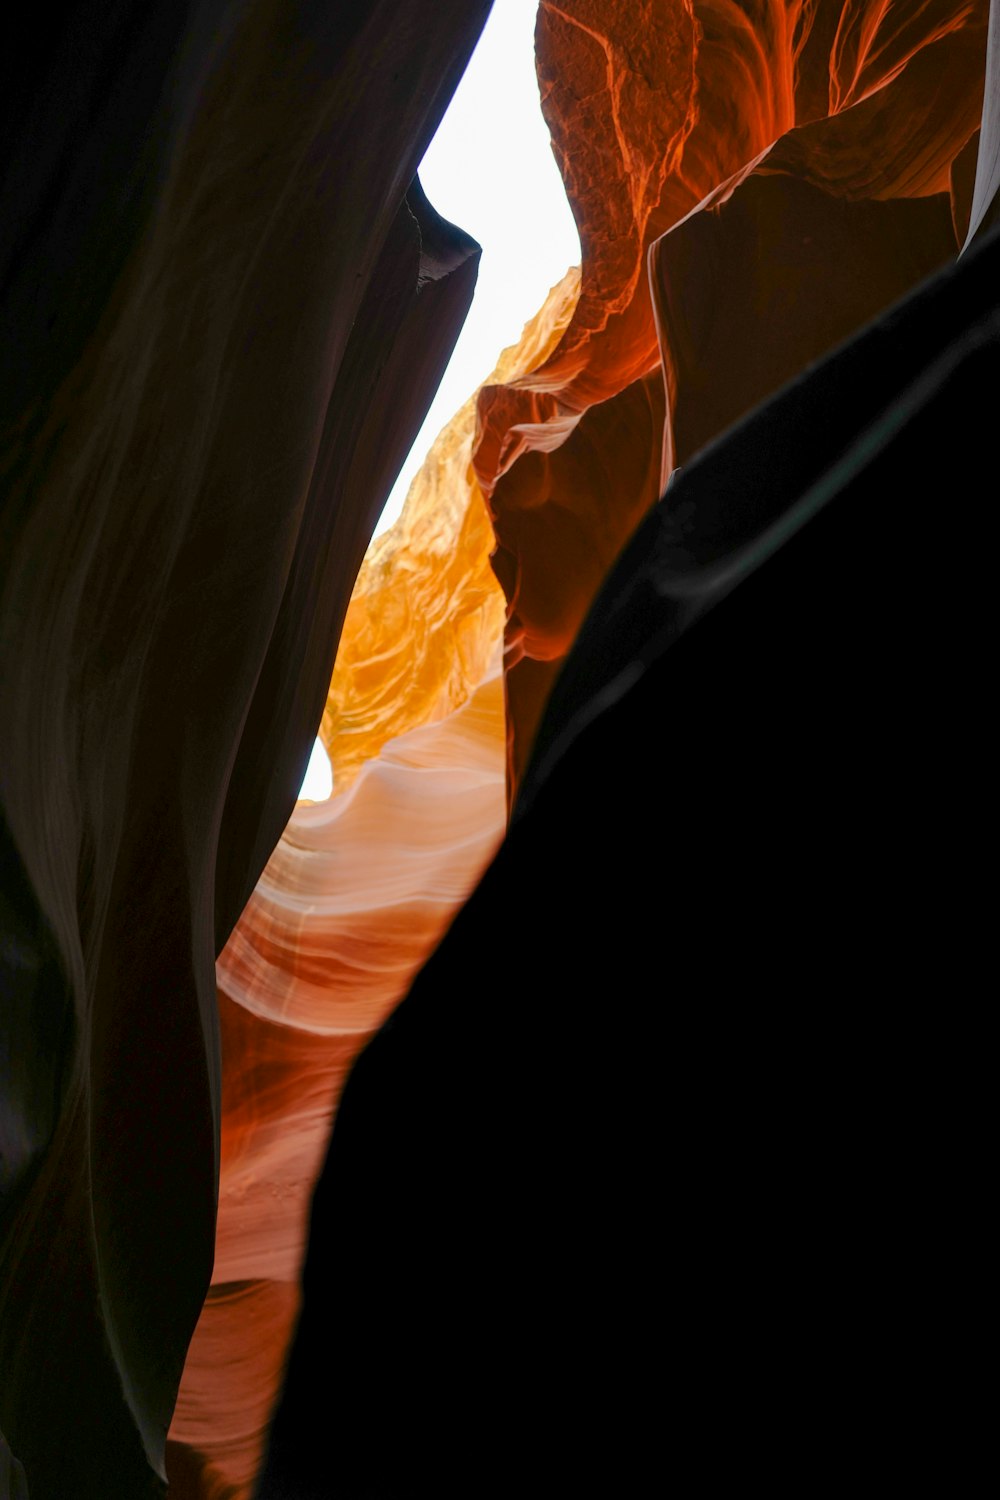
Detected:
left=0, top=7, right=492, bottom=1496
left=320, top=266, right=579, bottom=792
left=474, top=0, right=988, bottom=798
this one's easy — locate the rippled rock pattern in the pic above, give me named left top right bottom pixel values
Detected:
left=474, top=0, right=991, bottom=794
left=318, top=267, right=580, bottom=795
left=166, top=672, right=507, bottom=1497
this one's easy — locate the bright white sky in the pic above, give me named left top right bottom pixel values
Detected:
left=300, top=0, right=579, bottom=802
left=374, top=0, right=580, bottom=537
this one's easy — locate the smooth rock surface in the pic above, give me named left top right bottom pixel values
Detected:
left=0, top=4, right=491, bottom=1495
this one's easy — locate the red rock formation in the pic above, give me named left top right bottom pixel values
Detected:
left=473, top=0, right=989, bottom=797
left=2, top=3, right=996, bottom=1496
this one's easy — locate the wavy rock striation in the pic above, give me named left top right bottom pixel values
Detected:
left=319, top=265, right=579, bottom=795
left=473, top=0, right=990, bottom=796
left=166, top=672, right=506, bottom=1497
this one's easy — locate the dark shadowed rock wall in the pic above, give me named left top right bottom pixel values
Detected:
left=472, top=0, right=990, bottom=799
left=259, top=2, right=997, bottom=1495
left=0, top=4, right=491, bottom=1496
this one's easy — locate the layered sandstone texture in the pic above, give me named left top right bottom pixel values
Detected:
left=0, top=4, right=492, bottom=1497
left=1, top=2, right=998, bottom=1499
left=165, top=268, right=579, bottom=1499
left=472, top=0, right=992, bottom=795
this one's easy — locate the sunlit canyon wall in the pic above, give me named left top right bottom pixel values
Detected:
left=475, top=0, right=991, bottom=794
left=166, top=269, right=580, bottom=1498
left=0, top=4, right=494, bottom=1497
left=1, top=2, right=997, bottom=1498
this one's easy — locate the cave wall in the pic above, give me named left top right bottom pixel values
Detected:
left=0, top=4, right=492, bottom=1496
left=1, top=1, right=996, bottom=1496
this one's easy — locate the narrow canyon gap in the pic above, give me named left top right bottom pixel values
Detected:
left=1, top=3, right=996, bottom=1499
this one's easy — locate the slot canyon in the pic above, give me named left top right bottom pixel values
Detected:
left=1, top=3, right=995, bottom=1497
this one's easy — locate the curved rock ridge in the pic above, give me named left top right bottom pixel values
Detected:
left=167, top=670, right=506, bottom=1498
left=221, top=671, right=507, bottom=1040
left=319, top=265, right=580, bottom=793
left=0, top=3, right=492, bottom=1496
left=472, top=0, right=989, bottom=796
left=165, top=269, right=579, bottom=1497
